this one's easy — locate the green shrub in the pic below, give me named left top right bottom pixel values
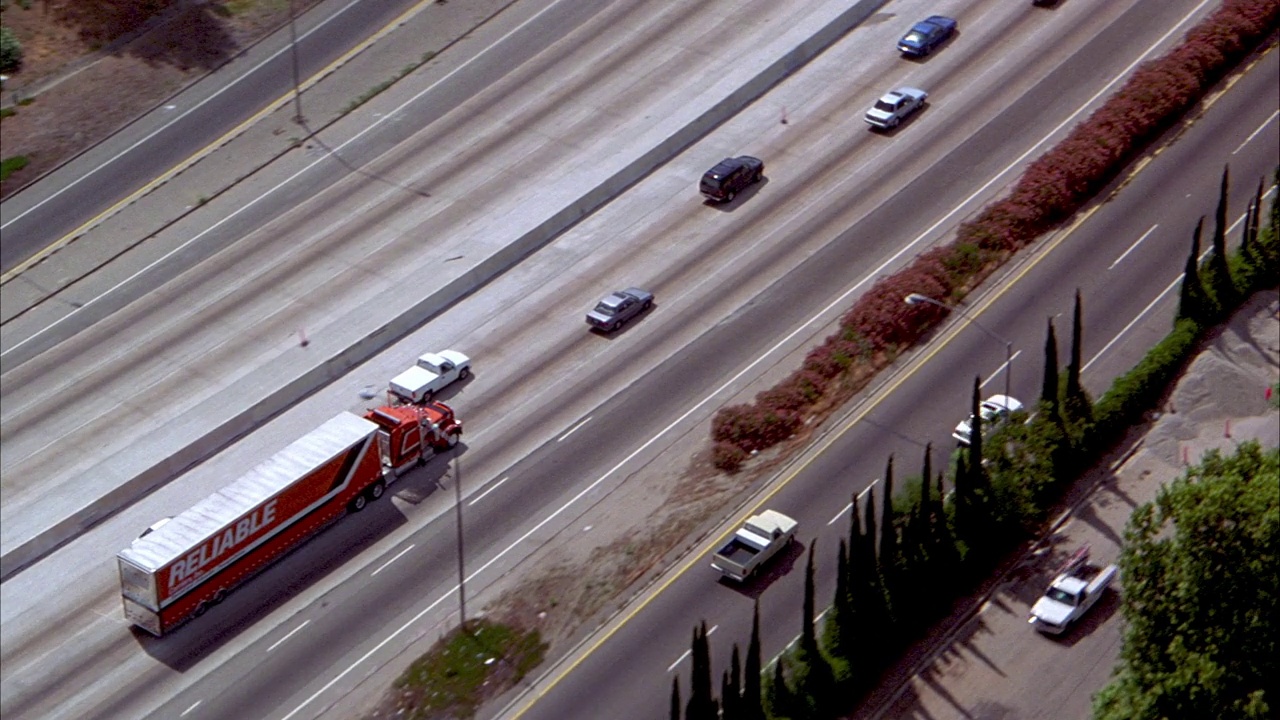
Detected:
left=1092, top=318, right=1204, bottom=446
left=0, top=26, right=21, bottom=74
left=1, top=154, right=29, bottom=182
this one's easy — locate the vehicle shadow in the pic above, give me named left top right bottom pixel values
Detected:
left=703, top=177, right=769, bottom=212
left=427, top=373, right=475, bottom=405
left=716, top=536, right=805, bottom=599
left=129, top=443, right=468, bottom=666
left=867, top=105, right=929, bottom=136
left=1043, top=586, right=1121, bottom=647
left=587, top=303, right=657, bottom=337
left=901, top=31, right=959, bottom=62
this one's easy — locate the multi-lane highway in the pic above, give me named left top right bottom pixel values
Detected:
left=504, top=41, right=1280, bottom=720
left=0, top=0, right=430, bottom=269
left=1, top=0, right=1272, bottom=719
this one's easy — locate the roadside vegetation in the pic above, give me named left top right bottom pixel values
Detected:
left=379, top=2, right=1280, bottom=717
left=674, top=166, right=1278, bottom=719
left=382, top=618, right=547, bottom=720
left=709, top=0, right=1280, bottom=473
left=0, top=153, right=28, bottom=181
left=1092, top=442, right=1278, bottom=720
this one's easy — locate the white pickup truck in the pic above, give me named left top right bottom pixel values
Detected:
left=388, top=350, right=471, bottom=403
left=1029, top=545, right=1118, bottom=634
left=711, top=510, right=798, bottom=582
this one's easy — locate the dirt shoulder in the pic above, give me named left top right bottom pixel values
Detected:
left=0, top=0, right=320, bottom=196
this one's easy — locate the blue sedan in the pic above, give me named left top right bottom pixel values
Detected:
left=897, top=15, right=957, bottom=57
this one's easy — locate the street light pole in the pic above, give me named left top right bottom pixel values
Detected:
left=452, top=449, right=467, bottom=630
left=288, top=0, right=304, bottom=125
left=905, top=293, right=1013, bottom=406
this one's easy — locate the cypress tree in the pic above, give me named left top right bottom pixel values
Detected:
left=917, top=444, right=933, bottom=558
left=821, top=539, right=855, bottom=686
left=801, top=541, right=818, bottom=653
left=848, top=492, right=863, bottom=576
left=723, top=644, right=741, bottom=719
left=933, top=471, right=960, bottom=574
left=671, top=676, right=681, bottom=720
left=1178, top=218, right=1210, bottom=324
left=1063, top=290, right=1093, bottom=432
left=1272, top=167, right=1280, bottom=232
left=879, top=455, right=898, bottom=578
left=687, top=622, right=717, bottom=720
left=857, top=487, right=894, bottom=656
left=967, top=376, right=986, bottom=493
left=766, top=656, right=794, bottom=720
left=1260, top=167, right=1280, bottom=273
left=792, top=541, right=836, bottom=719
left=1239, top=179, right=1264, bottom=292
left=863, top=487, right=879, bottom=571
left=1249, top=178, right=1263, bottom=244
left=953, top=450, right=970, bottom=544
left=743, top=603, right=765, bottom=720
left=1205, top=165, right=1237, bottom=311
left=1041, top=318, right=1060, bottom=415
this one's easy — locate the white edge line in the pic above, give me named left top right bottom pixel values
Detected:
left=282, top=3, right=1223, bottom=716
left=666, top=649, right=691, bottom=673
left=1084, top=190, right=1276, bottom=373
left=1108, top=223, right=1159, bottom=270
left=557, top=417, right=592, bottom=443
left=267, top=619, right=311, bottom=653
left=180, top=700, right=202, bottom=717
left=980, top=349, right=1021, bottom=389
left=828, top=502, right=853, bottom=526
left=371, top=544, right=416, bottom=576
left=1232, top=109, right=1279, bottom=155
left=468, top=476, right=509, bottom=506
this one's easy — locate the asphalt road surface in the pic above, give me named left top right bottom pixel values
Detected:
left=0, top=0, right=427, bottom=270
left=3, top=1, right=1270, bottom=719
left=507, top=44, right=1280, bottom=720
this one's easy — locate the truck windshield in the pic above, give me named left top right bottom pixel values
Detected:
left=1046, top=588, right=1076, bottom=604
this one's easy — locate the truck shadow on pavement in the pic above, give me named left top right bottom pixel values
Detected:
left=1042, top=588, right=1121, bottom=648
left=130, top=444, right=468, bottom=668
left=716, top=537, right=805, bottom=599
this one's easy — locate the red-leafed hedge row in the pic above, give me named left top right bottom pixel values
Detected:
left=710, top=0, right=1280, bottom=472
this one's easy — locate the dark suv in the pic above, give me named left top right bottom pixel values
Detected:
left=699, top=156, right=764, bottom=203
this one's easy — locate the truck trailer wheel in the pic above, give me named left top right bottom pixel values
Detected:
left=368, top=479, right=386, bottom=501
left=349, top=494, right=368, bottom=513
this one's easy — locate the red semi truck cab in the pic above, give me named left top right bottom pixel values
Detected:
left=364, top=401, right=462, bottom=476
left=117, top=403, right=462, bottom=636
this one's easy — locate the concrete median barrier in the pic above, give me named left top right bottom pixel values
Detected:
left=0, top=0, right=888, bottom=581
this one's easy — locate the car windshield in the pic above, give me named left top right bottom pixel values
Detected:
left=904, top=31, right=926, bottom=43
left=593, top=302, right=618, bottom=316
left=874, top=100, right=896, bottom=112
left=981, top=402, right=1009, bottom=420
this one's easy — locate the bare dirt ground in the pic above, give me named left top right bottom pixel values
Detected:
left=0, top=0, right=318, bottom=197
